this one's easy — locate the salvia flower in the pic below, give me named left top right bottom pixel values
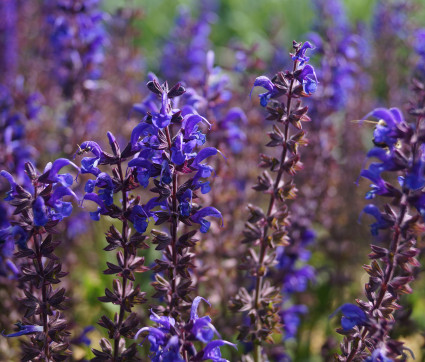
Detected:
left=250, top=76, right=280, bottom=107
left=1, top=160, right=78, bottom=360
left=335, top=105, right=423, bottom=360
left=331, top=303, right=368, bottom=331
left=231, top=41, right=316, bottom=360
left=136, top=297, right=236, bottom=361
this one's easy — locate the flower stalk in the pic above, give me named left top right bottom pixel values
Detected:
left=231, top=40, right=318, bottom=361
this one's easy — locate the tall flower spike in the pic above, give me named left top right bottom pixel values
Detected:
left=75, top=78, right=222, bottom=359
left=231, top=41, right=316, bottom=361
left=1, top=160, right=79, bottom=360
left=127, top=77, right=224, bottom=357
left=75, top=130, right=149, bottom=360
left=334, top=106, right=422, bottom=361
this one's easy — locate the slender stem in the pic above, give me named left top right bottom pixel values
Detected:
left=373, top=198, right=408, bottom=311
left=165, top=126, right=180, bottom=317
left=113, top=160, right=129, bottom=361
left=164, top=125, right=187, bottom=361
left=34, top=233, right=51, bottom=361
left=252, top=60, right=298, bottom=361
left=253, top=342, right=262, bottom=362
left=170, top=170, right=178, bottom=305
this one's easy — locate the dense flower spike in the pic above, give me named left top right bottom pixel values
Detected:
left=230, top=41, right=316, bottom=361
left=131, top=79, right=222, bottom=322
left=335, top=104, right=423, bottom=360
left=76, top=131, right=149, bottom=360
left=273, top=214, right=315, bottom=343
left=0, top=160, right=79, bottom=360
left=75, top=79, right=221, bottom=360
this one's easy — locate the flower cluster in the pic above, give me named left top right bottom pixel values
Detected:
left=75, top=130, right=149, bottom=360
left=136, top=296, right=236, bottom=361
left=158, top=1, right=247, bottom=157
